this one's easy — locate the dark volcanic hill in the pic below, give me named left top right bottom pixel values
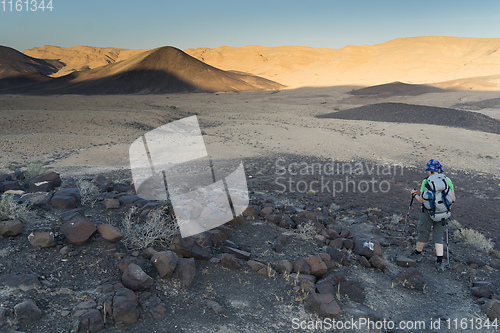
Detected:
left=350, top=81, right=446, bottom=97
left=0, top=46, right=284, bottom=94
left=0, top=45, right=63, bottom=79
left=318, top=102, right=500, bottom=134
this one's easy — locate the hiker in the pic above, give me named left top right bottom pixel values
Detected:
left=408, top=159, right=456, bottom=271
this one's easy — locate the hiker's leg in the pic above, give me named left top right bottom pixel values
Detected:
left=435, top=243, right=444, bottom=256
left=433, top=221, right=446, bottom=260
left=416, top=210, right=432, bottom=249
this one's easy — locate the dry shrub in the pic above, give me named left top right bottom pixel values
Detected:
left=121, top=207, right=179, bottom=250
left=453, top=227, right=494, bottom=252
left=77, top=179, right=100, bottom=205
left=0, top=193, right=31, bottom=221
left=24, top=162, right=45, bottom=179
left=295, top=221, right=317, bottom=241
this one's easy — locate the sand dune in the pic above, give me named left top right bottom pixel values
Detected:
left=2, top=46, right=283, bottom=94
left=185, top=36, right=500, bottom=90
left=18, top=37, right=500, bottom=91
left=318, top=102, right=500, bottom=134
left=0, top=46, right=63, bottom=79
left=24, top=45, right=147, bottom=77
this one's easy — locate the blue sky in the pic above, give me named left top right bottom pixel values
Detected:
left=1, top=0, right=500, bottom=52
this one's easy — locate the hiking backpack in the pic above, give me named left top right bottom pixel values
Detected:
left=422, top=173, right=453, bottom=222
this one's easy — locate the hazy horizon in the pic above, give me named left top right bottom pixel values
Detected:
left=1, top=0, right=500, bottom=52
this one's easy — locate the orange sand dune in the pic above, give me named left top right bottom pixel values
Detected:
left=24, top=45, right=147, bottom=77
left=5, top=46, right=283, bottom=94
left=21, top=36, right=500, bottom=91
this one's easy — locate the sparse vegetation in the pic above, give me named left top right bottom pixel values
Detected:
left=0, top=193, right=31, bottom=221
left=77, top=179, right=100, bottom=205
left=121, top=207, right=179, bottom=250
left=454, top=227, right=494, bottom=252
left=295, top=221, right=317, bottom=241
left=24, top=162, right=45, bottom=178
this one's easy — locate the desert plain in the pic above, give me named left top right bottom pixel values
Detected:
left=0, top=37, right=499, bottom=332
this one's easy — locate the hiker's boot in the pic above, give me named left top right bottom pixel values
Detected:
left=406, top=251, right=423, bottom=263
left=435, top=262, right=445, bottom=272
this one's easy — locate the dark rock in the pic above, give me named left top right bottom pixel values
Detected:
left=0, top=307, right=7, bottom=324
left=14, top=299, right=42, bottom=323
left=0, top=219, right=23, bottom=236
left=358, top=256, right=372, bottom=268
left=74, top=309, right=103, bottom=332
left=29, top=171, right=61, bottom=187
left=53, top=187, right=81, bottom=203
left=326, top=247, right=349, bottom=266
left=471, top=282, right=494, bottom=298
left=482, top=299, right=500, bottom=321
left=193, top=232, right=213, bottom=247
left=208, top=229, right=230, bottom=247
left=99, top=285, right=139, bottom=327
left=279, top=216, right=296, bottom=229
left=490, top=259, right=500, bottom=269
left=259, top=206, right=273, bottom=218
left=465, top=256, right=486, bottom=268
left=305, top=293, right=342, bottom=318
left=94, top=175, right=111, bottom=192
left=28, top=231, right=56, bottom=248
left=122, top=263, right=153, bottom=291
left=151, top=251, right=178, bottom=278
left=0, top=273, right=41, bottom=291
left=59, top=209, right=85, bottom=224
left=343, top=239, right=355, bottom=250
left=329, top=238, right=344, bottom=248
left=203, top=299, right=227, bottom=314
left=119, top=257, right=145, bottom=273
left=396, top=255, right=417, bottom=268
left=394, top=268, right=426, bottom=292
left=338, top=281, right=366, bottom=303
left=292, top=258, right=312, bottom=275
left=174, top=258, right=196, bottom=289
left=139, top=293, right=167, bottom=319
left=345, top=303, right=384, bottom=322
left=170, top=235, right=212, bottom=261
left=118, top=194, right=141, bottom=207
left=22, top=192, right=52, bottom=207
left=369, top=255, right=387, bottom=272
left=226, top=216, right=247, bottom=226
left=2, top=180, right=22, bottom=191
left=221, top=247, right=251, bottom=260
left=354, top=239, right=382, bottom=259
left=221, top=253, right=243, bottom=269
left=60, top=215, right=96, bottom=245
left=317, top=272, right=347, bottom=287
left=272, top=238, right=282, bottom=252
left=51, top=195, right=77, bottom=209
left=247, top=260, right=267, bottom=272
left=303, top=255, right=328, bottom=277
left=276, top=260, right=293, bottom=273
left=266, top=214, right=281, bottom=225
left=104, top=198, right=120, bottom=209
left=97, top=224, right=123, bottom=242
left=242, top=205, right=255, bottom=218
left=290, top=273, right=317, bottom=284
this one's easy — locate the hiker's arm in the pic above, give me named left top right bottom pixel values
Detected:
left=411, top=189, right=424, bottom=204
left=451, top=189, right=456, bottom=203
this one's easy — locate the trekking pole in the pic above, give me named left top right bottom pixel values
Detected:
left=396, top=191, right=416, bottom=260
left=401, top=191, right=416, bottom=239
left=445, top=219, right=450, bottom=266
